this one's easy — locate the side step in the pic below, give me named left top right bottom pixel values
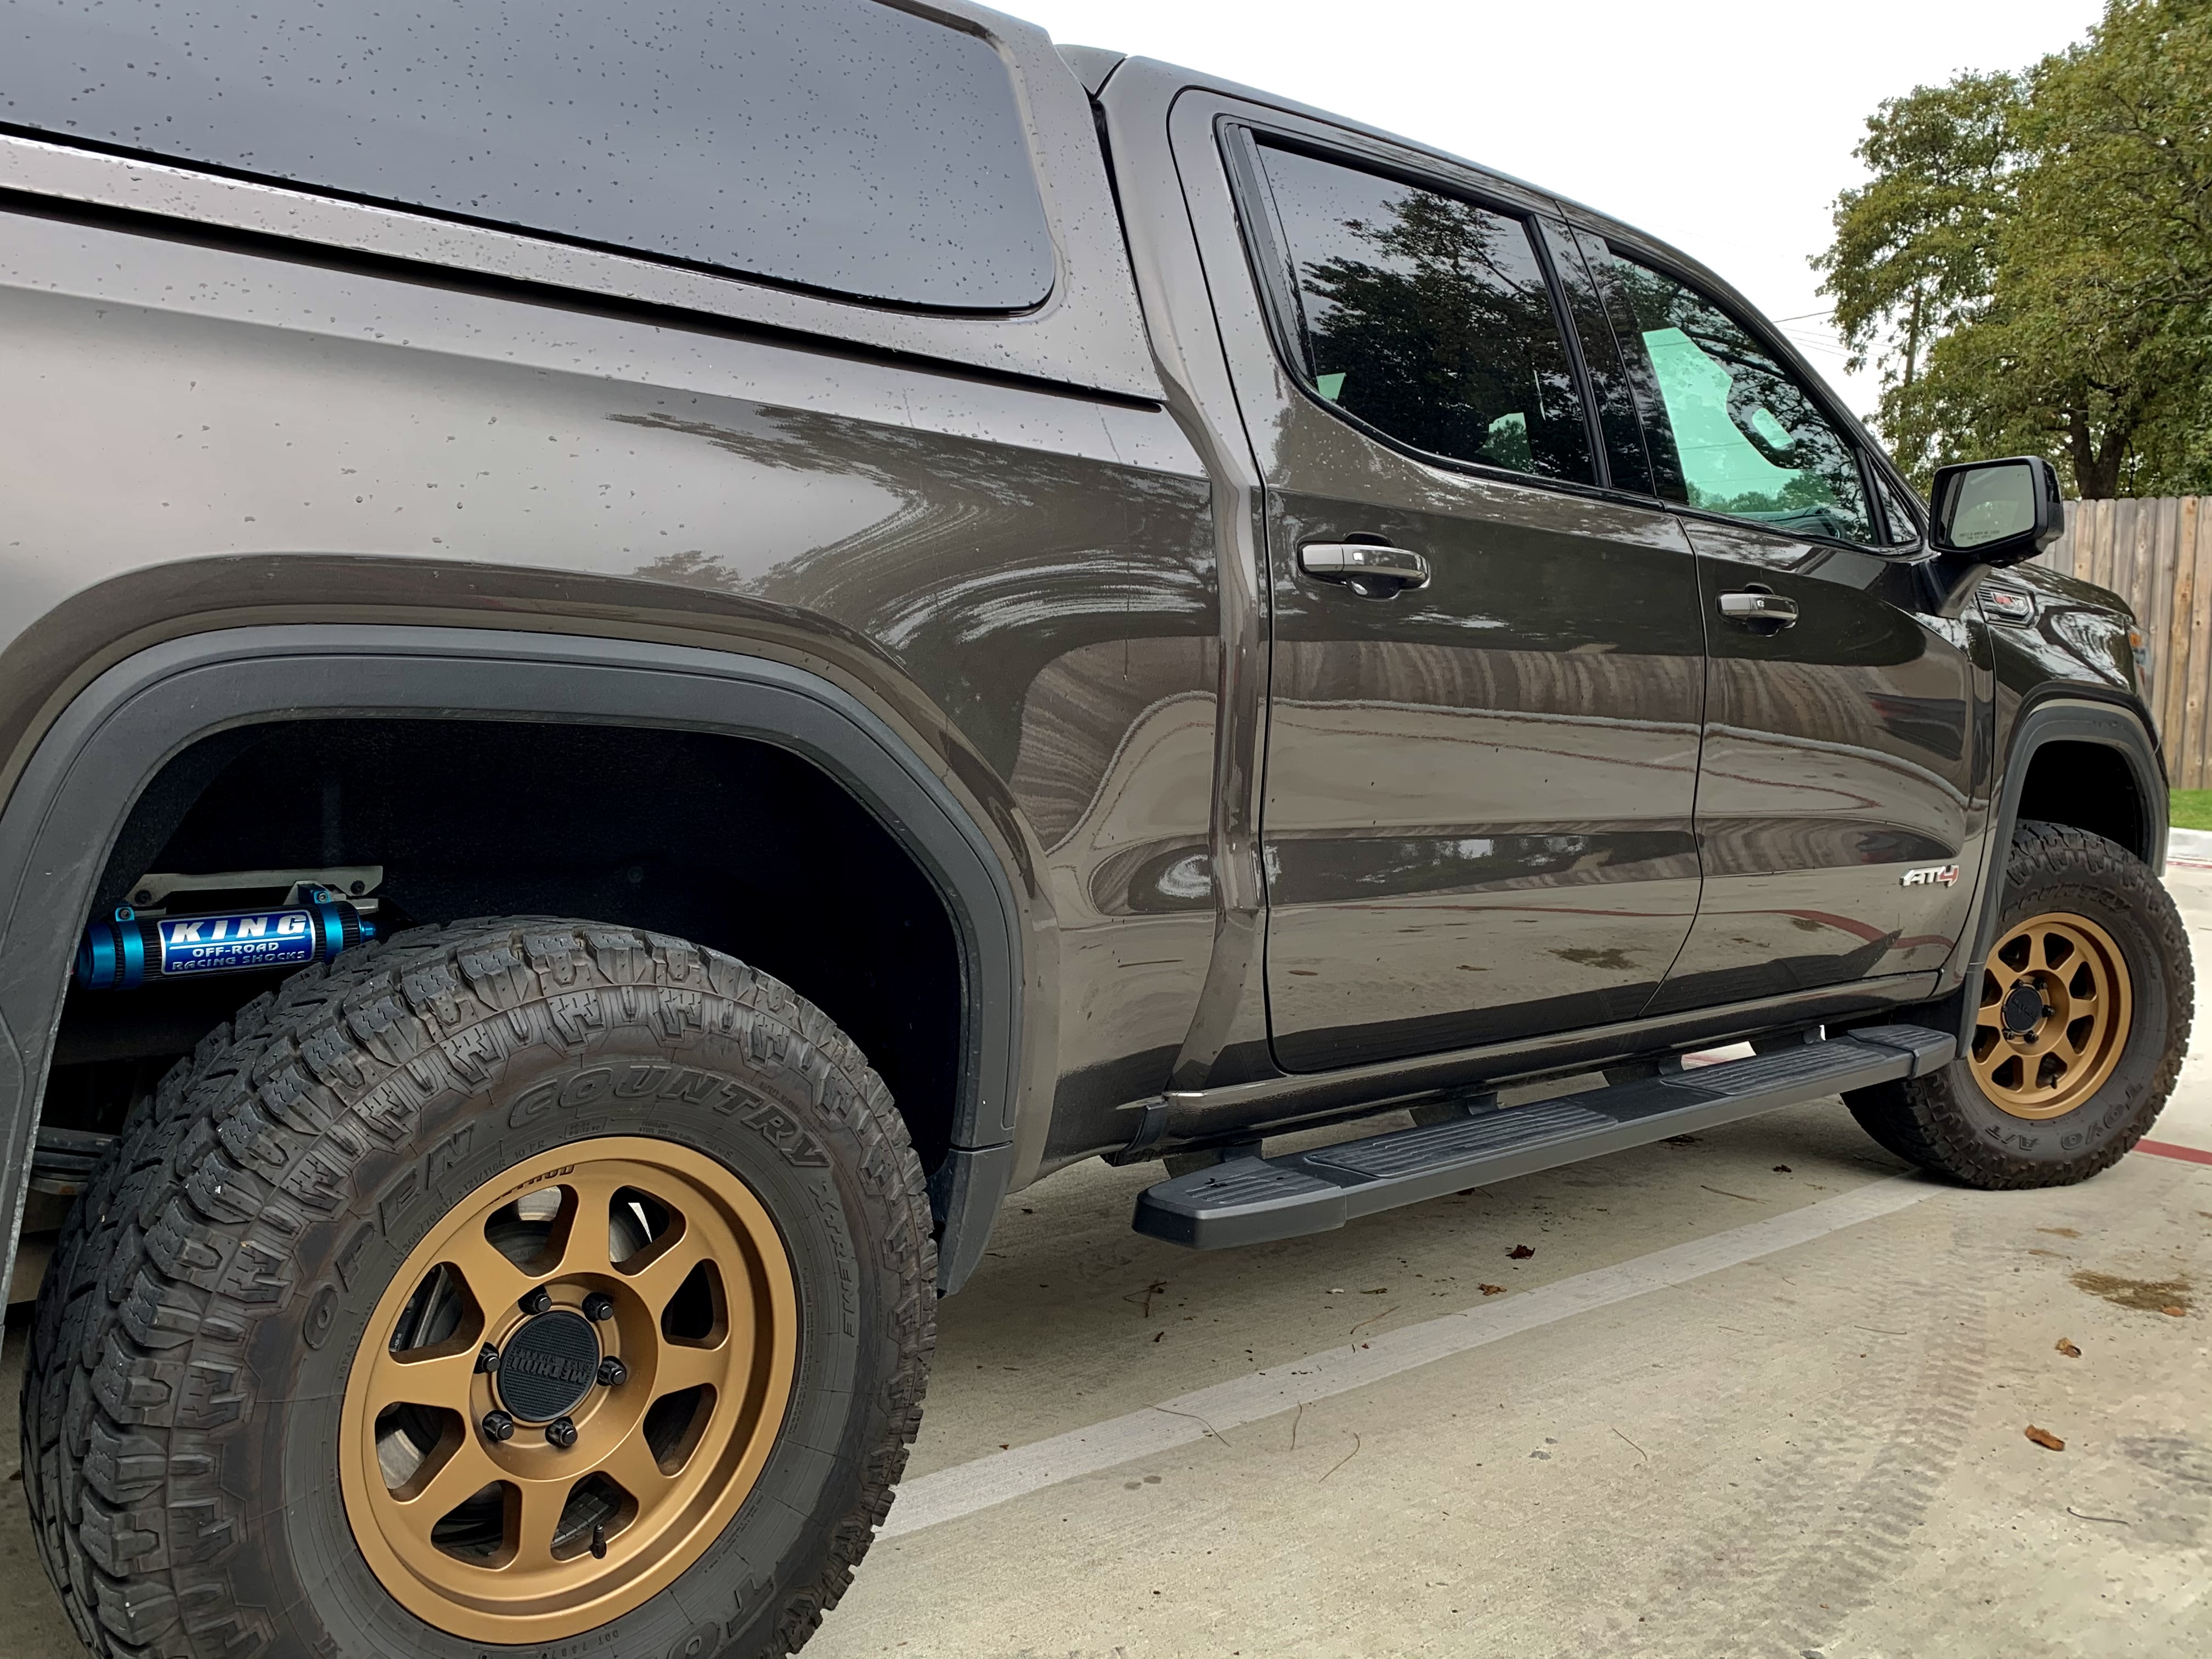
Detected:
left=1133, top=1025, right=1954, bottom=1249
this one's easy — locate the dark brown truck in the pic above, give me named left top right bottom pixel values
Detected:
left=0, top=4, right=2186, bottom=1656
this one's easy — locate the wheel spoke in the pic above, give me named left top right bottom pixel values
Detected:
left=599, top=1425, right=679, bottom=1504
left=544, top=1164, right=633, bottom=1282
left=366, top=1341, right=484, bottom=1414
left=394, top=1434, right=503, bottom=1521
left=620, top=1224, right=711, bottom=1314
left=653, top=1336, right=731, bottom=1398
left=445, top=1228, right=539, bottom=1320
left=504, top=1474, right=572, bottom=1573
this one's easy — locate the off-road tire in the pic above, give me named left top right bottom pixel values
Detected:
left=1845, top=821, right=2190, bottom=1187
left=20, top=918, right=934, bottom=1659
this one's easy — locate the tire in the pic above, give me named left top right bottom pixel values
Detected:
left=1845, top=820, right=2191, bottom=1187
left=20, top=919, right=935, bottom=1659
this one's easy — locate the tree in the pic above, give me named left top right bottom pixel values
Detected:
left=1815, top=72, right=2024, bottom=402
left=1819, top=0, right=2212, bottom=496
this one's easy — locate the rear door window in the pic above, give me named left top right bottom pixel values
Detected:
left=1251, top=143, right=1594, bottom=484
left=1601, top=252, right=1877, bottom=544
left=0, top=0, right=1054, bottom=311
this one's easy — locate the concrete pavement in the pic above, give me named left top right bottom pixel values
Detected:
left=5, top=876, right=2209, bottom=1658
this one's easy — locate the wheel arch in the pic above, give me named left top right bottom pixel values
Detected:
left=1942, top=693, right=2168, bottom=1051
left=0, top=625, right=1026, bottom=1298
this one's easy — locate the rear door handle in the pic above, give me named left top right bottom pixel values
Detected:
left=1299, top=541, right=1431, bottom=593
left=1718, top=590, right=1799, bottom=630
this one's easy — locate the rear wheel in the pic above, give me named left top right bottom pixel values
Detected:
left=1846, top=821, right=2190, bottom=1187
left=21, top=919, right=934, bottom=1658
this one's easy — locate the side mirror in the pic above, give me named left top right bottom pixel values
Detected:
left=1928, top=455, right=2065, bottom=566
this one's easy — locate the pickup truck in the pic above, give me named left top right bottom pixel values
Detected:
left=0, top=4, right=2189, bottom=1657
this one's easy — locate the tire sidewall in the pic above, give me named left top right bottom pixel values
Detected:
left=263, top=1030, right=878, bottom=1659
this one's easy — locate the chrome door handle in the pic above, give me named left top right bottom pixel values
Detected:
left=1718, top=590, right=1799, bottom=630
left=1299, top=541, right=1431, bottom=592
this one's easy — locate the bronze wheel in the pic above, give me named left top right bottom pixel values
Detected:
left=1970, top=910, right=2132, bottom=1121
left=338, top=1136, right=799, bottom=1644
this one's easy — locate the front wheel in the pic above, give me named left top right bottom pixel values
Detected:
left=1846, top=820, right=2191, bottom=1187
left=21, top=920, right=934, bottom=1659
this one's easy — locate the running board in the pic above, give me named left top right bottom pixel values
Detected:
left=1132, top=1025, right=1954, bottom=1249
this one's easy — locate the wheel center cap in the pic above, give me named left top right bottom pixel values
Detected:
left=495, top=1309, right=600, bottom=1423
left=2001, top=980, right=2047, bottom=1038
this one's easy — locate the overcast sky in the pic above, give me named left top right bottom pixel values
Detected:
left=1006, top=0, right=2102, bottom=427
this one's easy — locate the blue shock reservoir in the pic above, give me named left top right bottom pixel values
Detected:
left=76, top=889, right=376, bottom=990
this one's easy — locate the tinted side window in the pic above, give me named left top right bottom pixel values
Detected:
left=1605, top=253, right=1876, bottom=545
left=1875, top=474, right=1924, bottom=546
left=1254, top=144, right=1593, bottom=484
left=0, top=0, right=1054, bottom=311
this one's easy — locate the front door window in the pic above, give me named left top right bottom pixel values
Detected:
left=1604, top=255, right=1877, bottom=546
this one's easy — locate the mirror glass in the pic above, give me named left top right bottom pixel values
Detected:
left=1944, top=461, right=2038, bottom=548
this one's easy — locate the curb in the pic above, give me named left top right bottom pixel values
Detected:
left=2168, top=826, right=2212, bottom=867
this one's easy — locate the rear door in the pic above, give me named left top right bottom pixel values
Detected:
left=1570, top=238, right=1982, bottom=1009
left=1183, top=109, right=1711, bottom=1073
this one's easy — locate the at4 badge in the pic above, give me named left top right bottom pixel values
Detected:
left=1901, top=864, right=1962, bottom=888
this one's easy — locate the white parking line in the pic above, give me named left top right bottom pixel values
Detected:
left=882, top=1173, right=1941, bottom=1539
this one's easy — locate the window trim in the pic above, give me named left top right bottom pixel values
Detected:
left=1217, top=117, right=1613, bottom=498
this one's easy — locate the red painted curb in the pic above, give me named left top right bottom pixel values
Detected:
left=2135, top=1137, right=2212, bottom=1166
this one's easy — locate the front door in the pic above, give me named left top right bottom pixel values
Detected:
left=1197, top=122, right=1711, bottom=1072
left=1573, top=243, right=1981, bottom=1008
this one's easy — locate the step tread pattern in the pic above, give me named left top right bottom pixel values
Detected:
left=1304, top=1098, right=1612, bottom=1181
left=1164, top=1159, right=1338, bottom=1207
left=1658, top=1039, right=1884, bottom=1097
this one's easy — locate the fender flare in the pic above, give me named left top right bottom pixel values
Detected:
left=1945, top=692, right=2166, bottom=1050
left=0, top=625, right=1024, bottom=1296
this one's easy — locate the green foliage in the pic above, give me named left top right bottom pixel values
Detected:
left=2169, top=788, right=2212, bottom=830
left=1819, top=1, right=2212, bottom=496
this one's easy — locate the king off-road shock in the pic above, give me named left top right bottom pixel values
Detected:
left=74, top=867, right=381, bottom=989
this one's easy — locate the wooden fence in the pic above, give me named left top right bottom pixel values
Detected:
left=2034, top=496, right=2211, bottom=788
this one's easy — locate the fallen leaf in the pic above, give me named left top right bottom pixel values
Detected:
left=2162, top=1305, right=2186, bottom=1318
left=1478, top=1283, right=1507, bottom=1296
left=1773, top=1164, right=1792, bottom=1173
left=1508, top=1244, right=1535, bottom=1260
left=2025, top=1425, right=2066, bottom=1452
left=2038, top=1227, right=2081, bottom=1239
left=1361, top=1287, right=1389, bottom=1294
left=1662, top=1135, right=1700, bottom=1146
left=2056, top=1338, right=2082, bottom=1357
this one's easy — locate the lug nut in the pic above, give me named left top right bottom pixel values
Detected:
left=597, top=1356, right=628, bottom=1387
left=546, top=1416, right=578, bottom=1449
left=481, top=1410, right=515, bottom=1443
left=520, top=1287, right=553, bottom=1316
left=583, top=1291, right=616, bottom=1322
left=474, top=1343, right=501, bottom=1374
